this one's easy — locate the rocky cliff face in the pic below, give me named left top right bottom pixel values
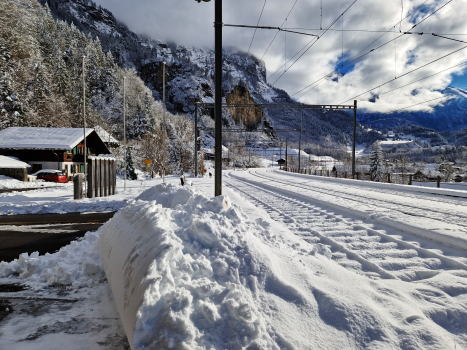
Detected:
left=41, top=0, right=384, bottom=148
left=226, top=86, right=262, bottom=129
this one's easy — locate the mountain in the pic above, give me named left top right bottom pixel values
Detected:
left=40, top=0, right=383, bottom=148
left=358, top=87, right=467, bottom=133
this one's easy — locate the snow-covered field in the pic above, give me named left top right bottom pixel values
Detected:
left=1, top=169, right=467, bottom=349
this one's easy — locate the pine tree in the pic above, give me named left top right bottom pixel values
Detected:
left=125, top=148, right=137, bottom=180
left=370, top=141, right=383, bottom=181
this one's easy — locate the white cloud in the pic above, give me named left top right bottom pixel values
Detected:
left=94, top=0, right=467, bottom=112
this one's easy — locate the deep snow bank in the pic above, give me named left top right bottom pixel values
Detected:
left=0, top=229, right=104, bottom=289
left=99, top=184, right=283, bottom=350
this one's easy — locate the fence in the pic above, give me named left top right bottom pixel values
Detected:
left=284, top=167, right=443, bottom=187
left=86, top=157, right=117, bottom=198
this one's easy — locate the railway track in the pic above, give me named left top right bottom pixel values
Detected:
left=247, top=169, right=467, bottom=228
left=225, top=172, right=467, bottom=282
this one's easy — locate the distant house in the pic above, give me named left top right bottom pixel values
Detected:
left=277, top=158, right=286, bottom=166
left=412, top=170, right=429, bottom=182
left=0, top=155, right=31, bottom=181
left=0, top=127, right=111, bottom=178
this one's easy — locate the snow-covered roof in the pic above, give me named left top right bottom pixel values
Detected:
left=93, top=126, right=119, bottom=144
left=0, top=155, right=30, bottom=168
left=0, top=127, right=94, bottom=150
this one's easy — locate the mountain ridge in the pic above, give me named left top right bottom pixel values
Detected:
left=41, top=0, right=384, bottom=148
left=358, top=86, right=467, bottom=133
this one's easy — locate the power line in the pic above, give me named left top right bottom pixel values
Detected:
left=284, top=28, right=467, bottom=35
left=362, top=59, right=467, bottom=99
left=293, top=32, right=405, bottom=98
left=270, top=0, right=358, bottom=85
left=346, top=0, right=430, bottom=70
left=406, top=0, right=452, bottom=31
left=391, top=94, right=454, bottom=113
left=261, top=0, right=298, bottom=60
left=340, top=44, right=467, bottom=103
left=293, top=0, right=451, bottom=98
left=432, top=33, right=467, bottom=44
left=400, top=0, right=403, bottom=32
left=248, top=0, right=267, bottom=55
left=320, top=0, right=323, bottom=29
left=225, top=24, right=318, bottom=37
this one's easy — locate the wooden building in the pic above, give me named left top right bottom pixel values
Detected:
left=0, top=127, right=111, bottom=178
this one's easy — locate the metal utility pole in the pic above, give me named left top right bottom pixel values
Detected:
left=214, top=0, right=222, bottom=196
left=298, top=110, right=303, bottom=173
left=195, top=0, right=222, bottom=196
left=163, top=62, right=167, bottom=184
left=123, top=76, right=127, bottom=191
left=352, top=100, right=357, bottom=178
left=194, top=103, right=198, bottom=177
left=285, top=139, right=288, bottom=171
left=82, top=56, right=87, bottom=198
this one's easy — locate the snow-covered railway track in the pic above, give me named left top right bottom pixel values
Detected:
left=225, top=173, right=467, bottom=282
left=248, top=170, right=467, bottom=228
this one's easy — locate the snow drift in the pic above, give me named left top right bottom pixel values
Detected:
left=0, top=229, right=104, bottom=289
left=99, top=184, right=281, bottom=350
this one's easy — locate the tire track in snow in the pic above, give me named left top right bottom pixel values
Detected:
left=225, top=173, right=467, bottom=282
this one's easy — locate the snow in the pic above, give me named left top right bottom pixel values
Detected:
left=0, top=177, right=164, bottom=214
left=0, top=155, right=30, bottom=169
left=0, top=229, right=103, bottom=290
left=1, top=169, right=467, bottom=349
left=450, top=86, right=467, bottom=99
left=0, top=127, right=94, bottom=150
left=93, top=125, right=119, bottom=144
left=0, top=175, right=65, bottom=190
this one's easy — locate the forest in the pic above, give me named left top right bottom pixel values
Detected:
left=0, top=0, right=200, bottom=176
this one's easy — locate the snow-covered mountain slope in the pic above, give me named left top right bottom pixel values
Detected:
left=358, top=86, right=467, bottom=133
left=41, top=0, right=383, bottom=148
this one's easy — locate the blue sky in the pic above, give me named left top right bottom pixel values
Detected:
left=451, top=70, right=467, bottom=89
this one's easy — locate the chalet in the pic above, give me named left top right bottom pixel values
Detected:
left=412, top=170, right=429, bottom=182
left=0, top=127, right=111, bottom=178
left=277, top=158, right=286, bottom=166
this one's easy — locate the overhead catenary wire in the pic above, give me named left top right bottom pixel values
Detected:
left=362, top=59, right=467, bottom=99
left=294, top=33, right=464, bottom=99
left=269, top=0, right=358, bottom=85
left=390, top=94, right=454, bottom=113
left=247, top=0, right=267, bottom=55
left=293, top=0, right=452, bottom=98
left=431, top=33, right=467, bottom=44
left=261, top=0, right=298, bottom=60
left=339, top=44, right=467, bottom=104
left=225, top=24, right=319, bottom=37
left=345, top=0, right=430, bottom=71
left=284, top=28, right=467, bottom=35
left=320, top=0, right=323, bottom=30
left=400, top=0, right=403, bottom=32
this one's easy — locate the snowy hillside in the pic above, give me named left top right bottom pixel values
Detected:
left=41, top=0, right=383, bottom=148
left=358, top=86, right=467, bottom=133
